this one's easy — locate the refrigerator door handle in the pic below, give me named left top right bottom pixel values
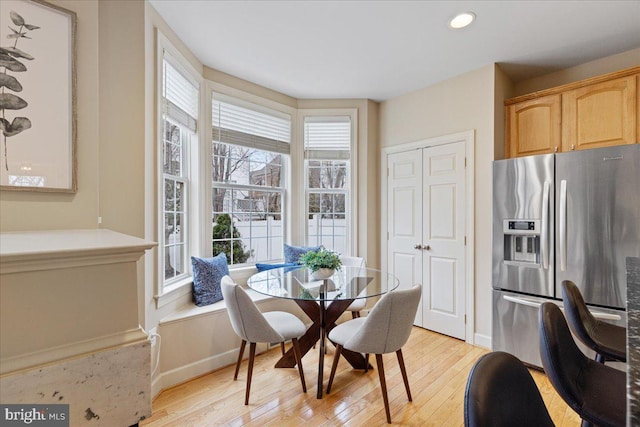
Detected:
left=503, top=295, right=621, bottom=321
left=541, top=181, right=550, bottom=269
left=503, top=295, right=543, bottom=309
left=559, top=179, right=567, bottom=271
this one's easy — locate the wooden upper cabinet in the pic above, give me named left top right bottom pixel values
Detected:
left=504, top=67, right=639, bottom=158
left=507, top=94, right=561, bottom=157
left=562, top=75, right=637, bottom=151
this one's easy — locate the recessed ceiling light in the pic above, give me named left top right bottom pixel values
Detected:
left=449, top=12, right=475, bottom=29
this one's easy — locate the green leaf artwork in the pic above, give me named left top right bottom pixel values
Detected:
left=1, top=9, right=39, bottom=171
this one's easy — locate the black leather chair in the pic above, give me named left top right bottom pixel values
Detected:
left=561, top=280, right=626, bottom=363
left=464, top=351, right=554, bottom=427
left=539, top=302, right=626, bottom=427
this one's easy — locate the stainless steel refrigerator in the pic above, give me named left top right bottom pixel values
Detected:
left=492, top=144, right=639, bottom=368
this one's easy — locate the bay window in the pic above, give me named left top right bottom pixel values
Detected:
left=156, top=38, right=360, bottom=303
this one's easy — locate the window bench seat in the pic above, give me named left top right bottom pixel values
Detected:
left=159, top=288, right=274, bottom=325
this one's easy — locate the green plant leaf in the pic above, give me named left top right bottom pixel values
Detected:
left=0, top=73, right=22, bottom=92
left=3, top=47, right=33, bottom=60
left=299, top=248, right=342, bottom=272
left=0, top=53, right=27, bottom=72
left=0, top=93, right=28, bottom=110
left=10, top=11, right=25, bottom=27
left=0, top=117, right=31, bottom=137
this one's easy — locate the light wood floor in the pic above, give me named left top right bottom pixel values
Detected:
left=141, top=327, right=580, bottom=426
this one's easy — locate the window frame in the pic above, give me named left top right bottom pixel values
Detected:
left=162, top=117, right=190, bottom=286
left=156, top=32, right=204, bottom=306
left=210, top=91, right=293, bottom=265
left=299, top=109, right=358, bottom=256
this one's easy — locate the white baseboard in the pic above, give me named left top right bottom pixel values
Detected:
left=473, top=333, right=491, bottom=349
left=151, top=343, right=269, bottom=399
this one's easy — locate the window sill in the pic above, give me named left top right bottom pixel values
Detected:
left=159, top=287, right=274, bottom=326
left=155, top=278, right=192, bottom=308
left=155, top=265, right=260, bottom=309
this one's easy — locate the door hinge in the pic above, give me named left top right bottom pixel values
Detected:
left=464, top=315, right=467, bottom=324
left=387, top=167, right=390, bottom=177
left=464, top=236, right=467, bottom=246
left=387, top=231, right=389, bottom=240
left=464, top=157, right=467, bottom=168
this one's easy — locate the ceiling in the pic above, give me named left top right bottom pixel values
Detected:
left=149, top=0, right=640, bottom=102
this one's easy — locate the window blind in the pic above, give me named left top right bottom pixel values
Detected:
left=212, top=96, right=291, bottom=154
left=163, top=55, right=198, bottom=132
left=304, top=116, right=351, bottom=160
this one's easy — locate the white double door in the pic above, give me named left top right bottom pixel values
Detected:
left=387, top=141, right=466, bottom=340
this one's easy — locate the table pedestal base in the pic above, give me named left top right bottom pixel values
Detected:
left=275, top=299, right=372, bottom=398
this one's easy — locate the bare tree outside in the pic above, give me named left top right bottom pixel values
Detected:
left=308, top=160, right=347, bottom=218
left=211, top=142, right=251, bottom=217
left=212, top=141, right=284, bottom=263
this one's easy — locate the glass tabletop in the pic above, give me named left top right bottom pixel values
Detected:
left=247, top=265, right=400, bottom=302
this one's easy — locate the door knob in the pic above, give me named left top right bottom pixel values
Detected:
left=414, top=244, right=423, bottom=250
left=424, top=245, right=431, bottom=250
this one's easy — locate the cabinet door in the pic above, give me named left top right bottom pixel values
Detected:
left=562, top=75, right=637, bottom=151
left=507, top=94, right=561, bottom=157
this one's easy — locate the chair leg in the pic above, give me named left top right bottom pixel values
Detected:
left=280, top=342, right=286, bottom=356
left=326, top=344, right=343, bottom=394
left=352, top=311, right=358, bottom=319
left=291, top=338, right=307, bottom=393
left=245, top=342, right=256, bottom=405
left=234, top=340, right=246, bottom=380
left=365, top=353, right=370, bottom=373
left=376, top=354, right=392, bottom=424
left=396, top=349, right=412, bottom=401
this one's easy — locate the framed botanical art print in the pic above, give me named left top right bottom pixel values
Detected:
left=0, top=0, right=77, bottom=192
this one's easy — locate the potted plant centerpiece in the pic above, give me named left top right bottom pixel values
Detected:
left=299, top=248, right=342, bottom=280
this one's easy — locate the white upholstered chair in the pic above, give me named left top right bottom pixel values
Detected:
left=326, top=285, right=422, bottom=424
left=339, top=256, right=367, bottom=318
left=221, top=275, right=307, bottom=405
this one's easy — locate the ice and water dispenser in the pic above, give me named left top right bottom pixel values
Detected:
left=502, top=220, right=541, bottom=265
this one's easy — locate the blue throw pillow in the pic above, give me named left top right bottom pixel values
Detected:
left=191, top=253, right=229, bottom=307
left=255, top=262, right=301, bottom=272
left=284, top=244, right=322, bottom=264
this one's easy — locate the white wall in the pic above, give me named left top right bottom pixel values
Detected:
left=379, top=64, right=496, bottom=343
left=513, top=48, right=640, bottom=96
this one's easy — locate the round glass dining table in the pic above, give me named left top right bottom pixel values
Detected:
left=247, top=265, right=400, bottom=398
